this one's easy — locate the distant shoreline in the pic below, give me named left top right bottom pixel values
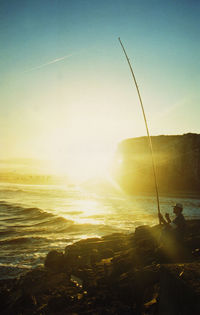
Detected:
left=0, top=179, right=199, bottom=199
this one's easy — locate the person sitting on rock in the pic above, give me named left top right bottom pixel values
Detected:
left=157, top=203, right=186, bottom=261
left=159, top=203, right=186, bottom=241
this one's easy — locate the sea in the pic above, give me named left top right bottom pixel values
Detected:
left=0, top=182, right=200, bottom=279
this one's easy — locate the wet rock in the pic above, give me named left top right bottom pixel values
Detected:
left=44, top=250, right=66, bottom=272
left=101, top=233, right=130, bottom=252
left=64, top=234, right=128, bottom=270
left=64, top=239, right=102, bottom=269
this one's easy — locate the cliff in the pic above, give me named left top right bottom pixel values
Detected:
left=112, top=133, right=200, bottom=195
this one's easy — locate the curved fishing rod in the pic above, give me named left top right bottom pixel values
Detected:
left=118, top=37, right=161, bottom=225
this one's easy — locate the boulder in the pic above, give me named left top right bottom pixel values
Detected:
left=158, top=263, right=200, bottom=315
left=44, top=250, right=66, bottom=272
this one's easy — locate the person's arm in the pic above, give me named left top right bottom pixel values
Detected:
left=158, top=213, right=168, bottom=225
left=165, top=213, right=171, bottom=224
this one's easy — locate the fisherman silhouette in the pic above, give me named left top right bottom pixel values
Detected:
left=159, top=203, right=186, bottom=240
left=158, top=203, right=186, bottom=261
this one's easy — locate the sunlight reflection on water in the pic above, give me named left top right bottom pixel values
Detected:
left=0, top=183, right=200, bottom=276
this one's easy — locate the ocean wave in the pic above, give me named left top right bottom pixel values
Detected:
left=0, top=229, right=17, bottom=236
left=62, top=211, right=83, bottom=215
left=0, top=188, right=25, bottom=193
left=57, top=222, right=122, bottom=235
left=0, top=201, right=76, bottom=245
left=0, top=236, right=53, bottom=246
left=0, top=201, right=71, bottom=223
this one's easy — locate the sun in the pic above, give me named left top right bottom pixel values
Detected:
left=49, top=149, right=113, bottom=182
left=45, top=132, right=115, bottom=183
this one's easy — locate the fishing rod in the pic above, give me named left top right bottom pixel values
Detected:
left=118, top=37, right=161, bottom=225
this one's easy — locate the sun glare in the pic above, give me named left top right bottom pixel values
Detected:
left=41, top=117, right=119, bottom=182
left=47, top=141, right=115, bottom=182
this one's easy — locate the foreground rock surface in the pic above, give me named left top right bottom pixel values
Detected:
left=0, top=220, right=200, bottom=314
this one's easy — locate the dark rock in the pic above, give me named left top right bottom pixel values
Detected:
left=100, top=248, right=114, bottom=259
left=1, top=220, right=200, bottom=314
left=158, top=263, right=200, bottom=315
left=0, top=288, right=10, bottom=311
left=64, top=234, right=128, bottom=269
left=47, top=295, right=70, bottom=313
left=44, top=250, right=66, bottom=272
left=11, top=293, right=37, bottom=314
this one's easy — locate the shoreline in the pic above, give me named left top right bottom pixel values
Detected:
left=1, top=180, right=200, bottom=199
left=1, top=220, right=200, bottom=314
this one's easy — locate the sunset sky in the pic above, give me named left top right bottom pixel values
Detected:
left=1, top=0, right=200, bottom=179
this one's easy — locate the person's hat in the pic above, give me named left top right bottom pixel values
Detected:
left=173, top=203, right=183, bottom=210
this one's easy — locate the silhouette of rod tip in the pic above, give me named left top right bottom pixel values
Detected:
left=118, top=37, right=161, bottom=224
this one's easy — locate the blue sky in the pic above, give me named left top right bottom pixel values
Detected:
left=0, top=0, right=200, bottom=177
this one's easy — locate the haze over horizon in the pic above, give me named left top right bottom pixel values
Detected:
left=1, top=0, right=200, bottom=180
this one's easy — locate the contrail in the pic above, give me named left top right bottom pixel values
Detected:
left=24, top=53, right=74, bottom=73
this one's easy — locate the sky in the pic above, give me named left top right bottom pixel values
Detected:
left=1, top=0, right=200, bottom=179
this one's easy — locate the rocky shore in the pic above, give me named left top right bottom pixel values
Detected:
left=1, top=220, right=200, bottom=314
